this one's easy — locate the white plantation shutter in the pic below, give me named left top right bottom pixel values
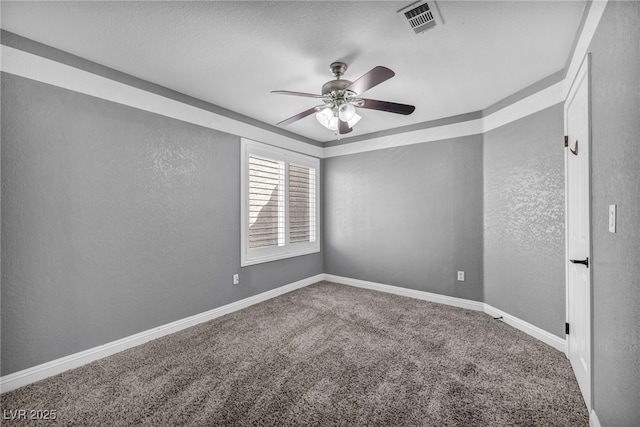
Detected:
left=241, top=139, right=320, bottom=266
left=289, top=164, right=316, bottom=244
left=248, top=155, right=285, bottom=249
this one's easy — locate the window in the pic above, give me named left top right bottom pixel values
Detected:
left=241, top=139, right=320, bottom=266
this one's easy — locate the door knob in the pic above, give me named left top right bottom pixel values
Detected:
left=569, top=257, right=589, bottom=268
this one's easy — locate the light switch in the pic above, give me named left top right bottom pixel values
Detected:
left=457, top=271, right=465, bottom=281
left=608, top=205, right=616, bottom=233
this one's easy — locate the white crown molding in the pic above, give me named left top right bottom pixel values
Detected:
left=323, top=119, right=484, bottom=158
left=323, top=78, right=564, bottom=158
left=0, top=41, right=569, bottom=161
left=564, top=0, right=609, bottom=99
left=0, top=274, right=324, bottom=394
left=2, top=10, right=604, bottom=161
left=0, top=45, right=323, bottom=159
left=2, top=0, right=608, bottom=162
left=482, top=81, right=564, bottom=133
left=0, top=2, right=609, bottom=160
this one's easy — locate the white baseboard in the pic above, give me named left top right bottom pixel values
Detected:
left=323, top=274, right=485, bottom=312
left=483, top=304, right=565, bottom=352
left=1, top=273, right=567, bottom=393
left=589, top=409, right=602, bottom=427
left=324, top=274, right=565, bottom=353
left=0, top=274, right=323, bottom=394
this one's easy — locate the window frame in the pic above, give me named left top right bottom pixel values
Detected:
left=240, top=138, right=320, bottom=266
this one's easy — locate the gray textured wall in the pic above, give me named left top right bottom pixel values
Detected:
left=588, top=1, right=640, bottom=424
left=483, top=104, right=565, bottom=338
left=1, top=73, right=323, bottom=375
left=324, top=136, right=483, bottom=301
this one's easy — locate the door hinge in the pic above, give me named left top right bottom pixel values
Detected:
left=564, top=135, right=569, bottom=147
left=565, top=322, right=570, bottom=335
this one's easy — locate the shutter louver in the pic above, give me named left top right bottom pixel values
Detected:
left=289, top=164, right=316, bottom=244
left=248, top=155, right=285, bottom=249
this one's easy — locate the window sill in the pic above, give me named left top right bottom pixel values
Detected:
left=241, top=246, right=320, bottom=267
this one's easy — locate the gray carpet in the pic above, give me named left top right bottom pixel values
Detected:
left=1, top=281, right=588, bottom=426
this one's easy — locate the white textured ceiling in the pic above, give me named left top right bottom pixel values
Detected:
left=1, top=1, right=586, bottom=143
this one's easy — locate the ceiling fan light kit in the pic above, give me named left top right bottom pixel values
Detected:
left=315, top=108, right=339, bottom=131
left=272, top=61, right=415, bottom=138
left=316, top=106, right=361, bottom=131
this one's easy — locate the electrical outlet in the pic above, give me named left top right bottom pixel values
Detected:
left=233, top=274, right=239, bottom=285
left=457, top=271, right=465, bottom=281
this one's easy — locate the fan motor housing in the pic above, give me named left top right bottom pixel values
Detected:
left=321, top=79, right=353, bottom=96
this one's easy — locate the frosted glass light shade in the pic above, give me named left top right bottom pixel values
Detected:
left=338, top=104, right=356, bottom=121
left=318, top=107, right=333, bottom=120
left=316, top=108, right=339, bottom=131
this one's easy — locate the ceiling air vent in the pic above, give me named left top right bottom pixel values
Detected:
left=397, top=1, right=444, bottom=34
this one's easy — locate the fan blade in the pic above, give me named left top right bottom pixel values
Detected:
left=360, top=98, right=415, bottom=115
left=346, top=66, right=395, bottom=95
left=271, top=90, right=324, bottom=98
left=276, top=107, right=318, bottom=127
left=339, top=120, right=352, bottom=135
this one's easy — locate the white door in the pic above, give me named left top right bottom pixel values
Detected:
left=565, top=55, right=591, bottom=410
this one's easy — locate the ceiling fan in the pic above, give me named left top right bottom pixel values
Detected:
left=272, top=62, right=415, bottom=135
